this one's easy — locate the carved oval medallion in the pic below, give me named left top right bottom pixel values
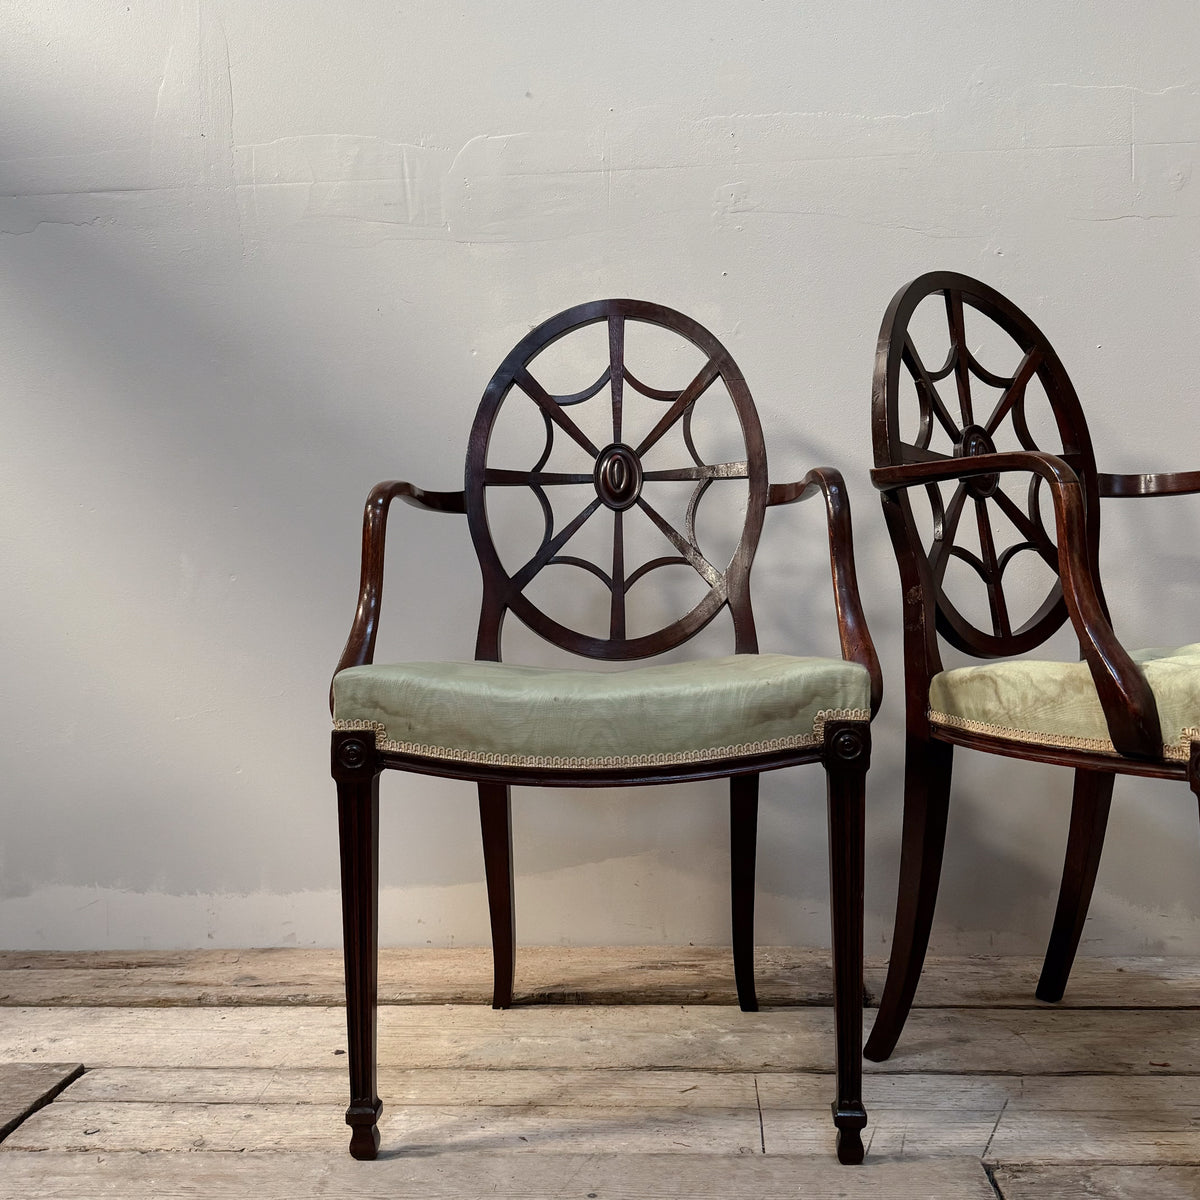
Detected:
left=955, top=423, right=999, bottom=498
left=594, top=443, right=644, bottom=511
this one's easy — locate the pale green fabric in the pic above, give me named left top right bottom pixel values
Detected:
left=929, top=643, right=1200, bottom=760
left=333, top=653, right=871, bottom=768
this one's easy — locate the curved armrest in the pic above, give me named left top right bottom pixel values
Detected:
left=768, top=468, right=883, bottom=715
left=1099, top=470, right=1200, bottom=498
left=872, top=451, right=1162, bottom=758
left=330, top=480, right=466, bottom=712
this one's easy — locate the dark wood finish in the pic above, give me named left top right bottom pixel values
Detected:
left=1036, top=769, right=1115, bottom=1003
left=376, top=740, right=830, bottom=789
left=932, top=722, right=1187, bottom=780
left=768, top=468, right=883, bottom=714
left=873, top=451, right=1161, bottom=757
left=330, top=481, right=466, bottom=711
left=862, top=734, right=952, bottom=1063
left=729, top=773, right=760, bottom=1013
left=1098, top=470, right=1200, bottom=498
left=478, top=784, right=515, bottom=1010
left=332, top=730, right=382, bottom=1160
left=872, top=271, right=1099, bottom=663
left=466, top=299, right=766, bottom=663
left=822, top=718, right=870, bottom=1165
left=867, top=271, right=1200, bottom=1067
left=331, top=299, right=880, bottom=1160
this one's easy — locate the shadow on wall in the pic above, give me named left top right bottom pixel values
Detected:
left=0, top=46, right=855, bottom=926
left=0, top=13, right=486, bottom=904
left=0, top=1, right=887, bottom=926
left=7, top=2, right=1200, bottom=951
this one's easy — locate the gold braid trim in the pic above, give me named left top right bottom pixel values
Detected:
left=929, top=711, right=1200, bottom=763
left=333, top=708, right=871, bottom=770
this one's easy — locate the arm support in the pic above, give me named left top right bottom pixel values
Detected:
left=330, top=480, right=466, bottom=712
left=1099, top=470, right=1200, bottom=498
left=873, top=451, right=1162, bottom=758
left=768, top=467, right=883, bottom=715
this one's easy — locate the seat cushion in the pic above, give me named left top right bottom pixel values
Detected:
left=333, top=653, right=871, bottom=770
left=928, top=643, right=1200, bottom=761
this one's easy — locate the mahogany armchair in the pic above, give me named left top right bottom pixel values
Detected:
left=865, top=271, right=1200, bottom=1063
left=330, top=299, right=881, bottom=1162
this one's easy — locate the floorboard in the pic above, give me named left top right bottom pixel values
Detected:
left=0, top=950, right=1197, bottom=1196
left=0, top=1062, right=83, bottom=1141
left=2, top=947, right=1197, bottom=1008
left=2, top=1004, right=1197, bottom=1075
left=992, top=1164, right=1200, bottom=1199
left=0, top=1150, right=1000, bottom=1199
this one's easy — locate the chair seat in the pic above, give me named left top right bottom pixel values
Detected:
left=928, top=643, right=1200, bottom=761
left=333, top=653, right=871, bottom=770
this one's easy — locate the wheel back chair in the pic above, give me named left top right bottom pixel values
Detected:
left=330, top=299, right=882, bottom=1162
left=865, top=271, right=1200, bottom=1063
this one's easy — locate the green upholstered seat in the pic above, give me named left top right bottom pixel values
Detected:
left=334, top=653, right=872, bottom=770
left=928, top=643, right=1200, bottom=761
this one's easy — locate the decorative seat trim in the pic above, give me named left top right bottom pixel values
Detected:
left=334, top=707, right=870, bottom=770
left=928, top=709, right=1200, bottom=763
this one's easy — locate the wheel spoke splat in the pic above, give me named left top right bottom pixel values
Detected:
left=515, top=367, right=601, bottom=458
left=880, top=276, right=1098, bottom=656
left=467, top=299, right=767, bottom=658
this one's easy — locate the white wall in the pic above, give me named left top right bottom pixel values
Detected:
left=3, top=1, right=1200, bottom=954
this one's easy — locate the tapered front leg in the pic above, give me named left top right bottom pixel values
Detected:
left=1036, top=768, right=1115, bottom=1002
left=824, top=720, right=870, bottom=1165
left=334, top=731, right=382, bottom=1160
left=478, top=783, right=516, bottom=1009
left=729, top=773, right=760, bottom=1012
left=864, top=734, right=953, bottom=1062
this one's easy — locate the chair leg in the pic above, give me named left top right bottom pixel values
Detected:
left=824, top=720, right=870, bottom=1165
left=1036, top=769, right=1115, bottom=1003
left=337, top=771, right=382, bottom=1160
left=863, top=734, right=953, bottom=1064
left=730, top=773, right=760, bottom=1013
left=478, top=783, right=516, bottom=1010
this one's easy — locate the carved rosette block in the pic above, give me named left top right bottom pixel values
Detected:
left=823, top=720, right=871, bottom=772
left=331, top=728, right=380, bottom=780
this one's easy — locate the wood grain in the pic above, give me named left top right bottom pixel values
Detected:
left=3, top=1004, right=1197, bottom=1076
left=987, top=1109, right=1200, bottom=1165
left=3, top=947, right=1197, bottom=1008
left=865, top=269, right=1199, bottom=1072
left=1, top=953, right=1198, bottom=1187
left=4, top=1100, right=768, bottom=1155
left=0, top=1151, right=1000, bottom=1199
left=0, top=1062, right=83, bottom=1141
left=58, top=1066, right=762, bottom=1108
left=993, top=1164, right=1200, bottom=1199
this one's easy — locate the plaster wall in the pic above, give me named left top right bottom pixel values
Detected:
left=3, top=1, right=1200, bottom=954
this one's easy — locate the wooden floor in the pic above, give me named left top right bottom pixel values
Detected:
left=1, top=947, right=1199, bottom=1198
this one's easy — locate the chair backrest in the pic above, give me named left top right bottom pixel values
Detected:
left=466, top=299, right=769, bottom=661
left=872, top=271, right=1104, bottom=666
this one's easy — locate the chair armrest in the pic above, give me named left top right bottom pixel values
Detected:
left=872, top=451, right=1162, bottom=758
left=768, top=468, right=883, bottom=715
left=330, top=480, right=466, bottom=711
left=1098, top=470, right=1200, bottom=498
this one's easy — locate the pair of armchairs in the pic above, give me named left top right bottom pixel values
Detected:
left=328, top=280, right=1200, bottom=1164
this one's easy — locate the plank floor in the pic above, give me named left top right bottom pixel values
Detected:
left=0, top=948, right=1198, bottom=1198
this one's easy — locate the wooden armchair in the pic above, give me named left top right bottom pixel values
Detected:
left=330, top=299, right=882, bottom=1162
left=865, top=271, right=1200, bottom=1063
